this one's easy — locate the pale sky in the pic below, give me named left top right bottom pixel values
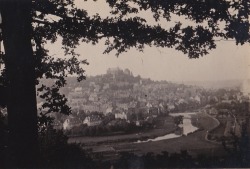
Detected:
left=48, top=1, right=250, bottom=82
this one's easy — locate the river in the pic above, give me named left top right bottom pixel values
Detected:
left=136, top=112, right=199, bottom=143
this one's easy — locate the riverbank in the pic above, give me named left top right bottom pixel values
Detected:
left=69, top=112, right=226, bottom=158
left=135, top=112, right=200, bottom=143
left=68, top=116, right=176, bottom=145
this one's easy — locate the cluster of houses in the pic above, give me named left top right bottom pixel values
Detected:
left=60, top=68, right=209, bottom=130
left=204, top=92, right=250, bottom=116
left=62, top=100, right=167, bottom=130
left=56, top=68, right=250, bottom=131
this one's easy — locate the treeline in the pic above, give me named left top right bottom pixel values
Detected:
left=64, top=119, right=147, bottom=136
left=0, top=115, right=94, bottom=168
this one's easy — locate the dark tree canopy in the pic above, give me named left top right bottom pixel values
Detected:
left=0, top=0, right=249, bottom=167
left=23, top=0, right=250, bottom=113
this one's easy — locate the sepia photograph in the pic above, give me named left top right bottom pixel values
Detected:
left=0, top=0, right=249, bottom=168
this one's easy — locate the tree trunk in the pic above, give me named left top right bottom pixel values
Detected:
left=0, top=1, right=38, bottom=167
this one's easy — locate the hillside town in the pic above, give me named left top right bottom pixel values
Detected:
left=36, top=68, right=250, bottom=138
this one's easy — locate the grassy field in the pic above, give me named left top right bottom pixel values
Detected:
left=191, top=112, right=219, bottom=131
left=210, top=118, right=227, bottom=135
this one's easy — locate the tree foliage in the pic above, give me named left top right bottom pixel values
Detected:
left=174, top=115, right=183, bottom=126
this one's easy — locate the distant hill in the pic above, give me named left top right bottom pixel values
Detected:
left=39, top=68, right=243, bottom=90
left=182, top=80, right=243, bottom=89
